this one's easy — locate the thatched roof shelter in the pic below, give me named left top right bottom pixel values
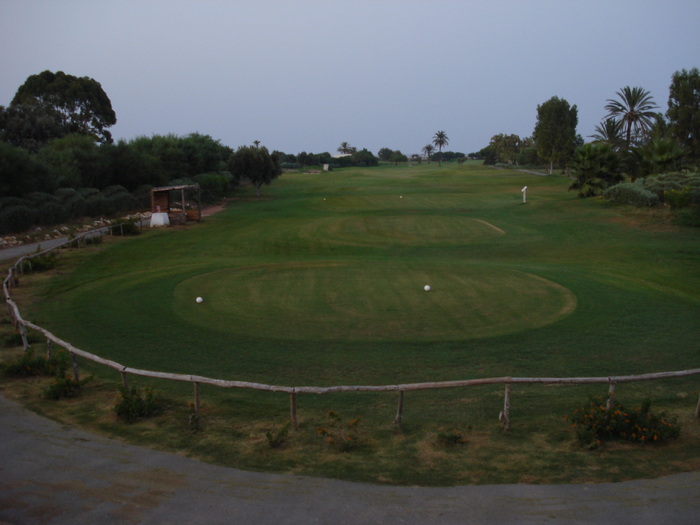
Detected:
left=150, top=184, right=201, bottom=225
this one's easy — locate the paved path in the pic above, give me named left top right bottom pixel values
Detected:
left=0, top=238, right=70, bottom=262
left=1, top=395, right=698, bottom=524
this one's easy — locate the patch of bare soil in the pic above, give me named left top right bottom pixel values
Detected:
left=201, top=203, right=227, bottom=217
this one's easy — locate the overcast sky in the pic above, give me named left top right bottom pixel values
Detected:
left=1, top=1, right=699, bottom=156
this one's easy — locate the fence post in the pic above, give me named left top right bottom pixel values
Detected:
left=606, top=381, right=616, bottom=410
left=193, top=382, right=201, bottom=414
left=501, top=384, right=511, bottom=432
left=394, top=390, right=405, bottom=431
left=120, top=369, right=129, bottom=391
left=46, top=339, right=53, bottom=360
left=71, top=353, right=80, bottom=382
left=19, top=325, right=30, bottom=351
left=290, top=391, right=298, bottom=430
left=695, top=392, right=700, bottom=419
left=6, top=302, right=15, bottom=326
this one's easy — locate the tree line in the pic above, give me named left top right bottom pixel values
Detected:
left=478, top=68, right=699, bottom=201
left=0, top=71, right=290, bottom=234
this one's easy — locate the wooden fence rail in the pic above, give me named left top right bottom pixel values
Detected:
left=3, top=225, right=700, bottom=431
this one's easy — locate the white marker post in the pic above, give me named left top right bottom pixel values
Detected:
left=521, top=186, right=527, bottom=204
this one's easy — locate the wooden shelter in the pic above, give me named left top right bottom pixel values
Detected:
left=150, top=184, right=201, bottom=225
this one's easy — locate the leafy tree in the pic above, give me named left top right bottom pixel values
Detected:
left=605, top=86, right=658, bottom=149
left=0, top=141, right=51, bottom=197
left=0, top=103, right=64, bottom=152
left=489, top=134, right=521, bottom=164
left=377, top=147, right=394, bottom=161
left=101, top=139, right=159, bottom=191
left=129, top=134, right=185, bottom=185
left=179, top=133, right=232, bottom=177
left=569, top=143, right=623, bottom=197
left=36, top=134, right=106, bottom=189
left=391, top=150, right=408, bottom=165
left=516, top=147, right=539, bottom=166
left=432, top=130, right=449, bottom=165
left=533, top=96, right=578, bottom=174
left=9, top=70, right=116, bottom=145
left=667, top=67, right=700, bottom=161
left=227, top=146, right=281, bottom=197
left=351, top=148, right=378, bottom=167
left=422, top=144, right=435, bottom=162
left=437, top=151, right=466, bottom=162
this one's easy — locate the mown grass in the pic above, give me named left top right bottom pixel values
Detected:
left=1, top=162, right=699, bottom=485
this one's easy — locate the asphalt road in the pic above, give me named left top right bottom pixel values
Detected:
left=0, top=237, right=71, bottom=262
left=0, top=395, right=698, bottom=524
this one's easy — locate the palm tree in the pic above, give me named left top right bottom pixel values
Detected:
left=422, top=144, right=435, bottom=163
left=604, top=86, right=658, bottom=149
left=590, top=118, right=624, bottom=151
left=432, top=130, right=449, bottom=165
left=337, top=142, right=352, bottom=154
left=253, top=140, right=261, bottom=148
left=569, top=142, right=623, bottom=197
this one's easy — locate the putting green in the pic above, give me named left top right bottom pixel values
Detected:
left=173, top=262, right=576, bottom=341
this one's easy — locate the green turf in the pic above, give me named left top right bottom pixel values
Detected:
left=35, top=163, right=699, bottom=380
left=24, top=162, right=700, bottom=484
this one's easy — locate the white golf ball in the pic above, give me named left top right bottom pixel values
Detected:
left=196, top=297, right=203, bottom=303
left=424, top=285, right=431, bottom=292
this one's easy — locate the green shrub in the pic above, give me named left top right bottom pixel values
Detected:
left=193, top=172, right=231, bottom=203
left=568, top=396, right=680, bottom=449
left=4, top=350, right=50, bottom=376
left=2, top=331, right=42, bottom=349
left=82, top=233, right=104, bottom=245
left=111, top=219, right=141, bottom=236
left=43, top=374, right=92, bottom=400
left=0, top=205, right=37, bottom=235
left=84, top=193, right=109, bottom=217
left=4, top=348, right=68, bottom=377
left=664, top=188, right=693, bottom=209
left=0, top=196, right=26, bottom=211
left=21, top=251, right=59, bottom=273
left=265, top=421, right=292, bottom=448
left=114, top=386, right=162, bottom=423
left=603, top=182, right=660, bottom=207
left=54, top=187, right=78, bottom=200
left=644, top=172, right=700, bottom=202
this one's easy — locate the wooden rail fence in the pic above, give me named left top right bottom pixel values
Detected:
left=3, top=226, right=700, bottom=431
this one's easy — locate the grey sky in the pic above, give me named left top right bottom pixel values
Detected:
left=1, top=0, right=699, bottom=156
